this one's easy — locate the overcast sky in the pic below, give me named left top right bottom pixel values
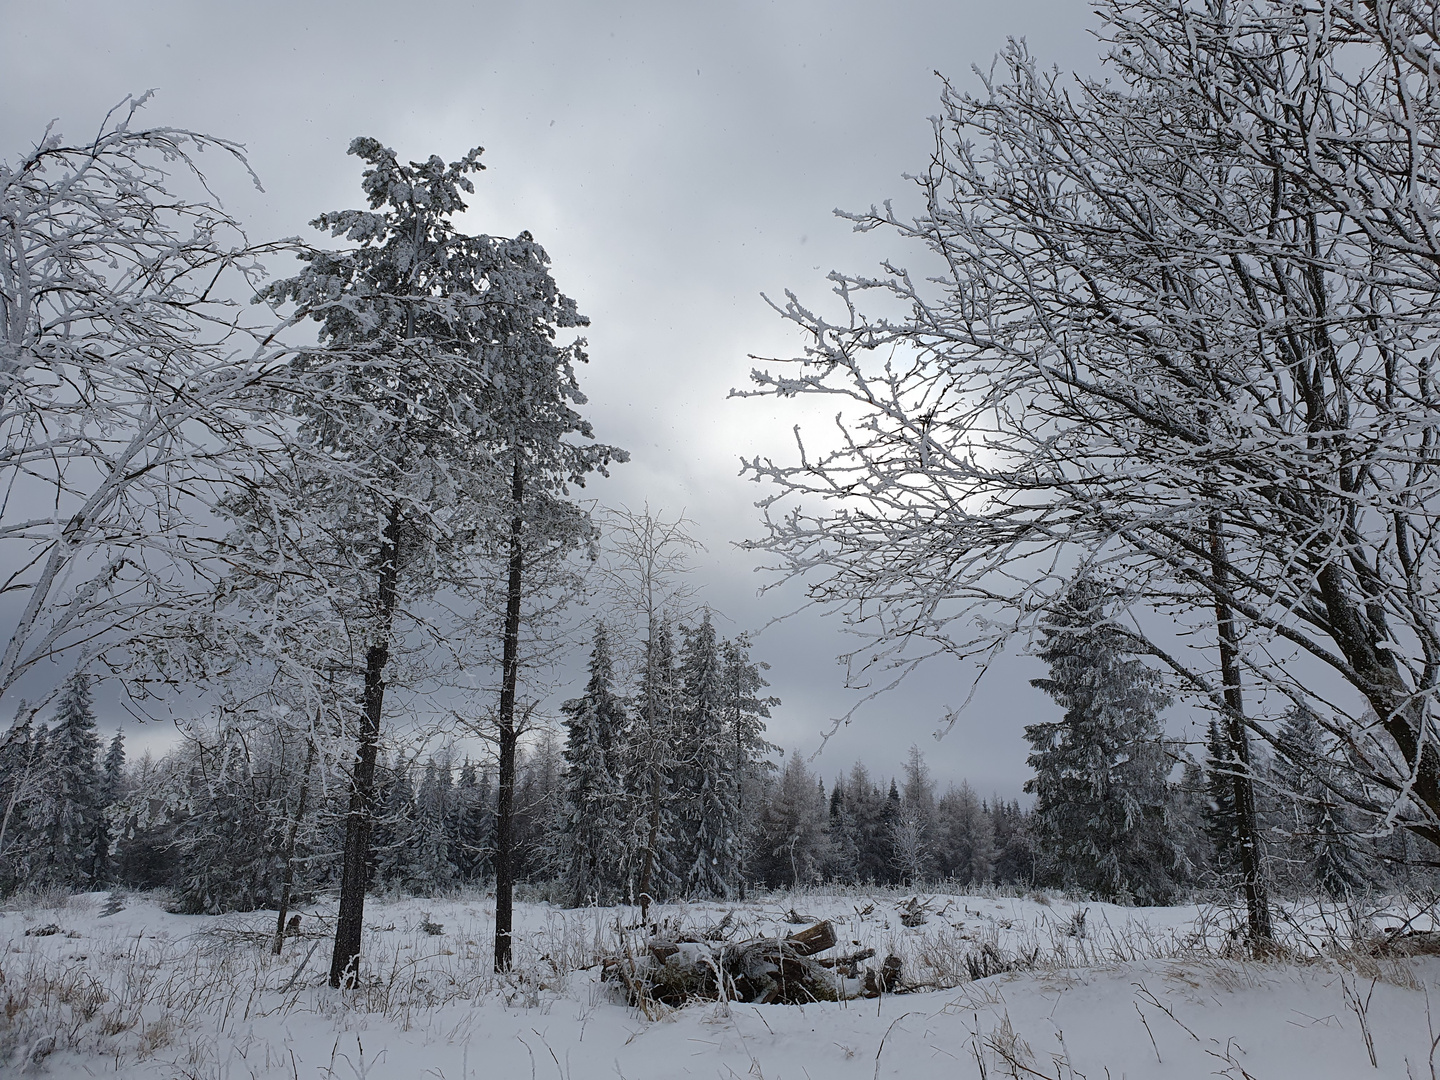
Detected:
left=2, top=0, right=1114, bottom=797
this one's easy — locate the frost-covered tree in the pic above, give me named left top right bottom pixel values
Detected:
left=35, top=674, right=104, bottom=889
left=753, top=754, right=830, bottom=889
left=0, top=98, right=294, bottom=718
left=678, top=613, right=735, bottom=898
left=239, top=136, right=621, bottom=981
left=891, top=745, right=937, bottom=884
left=412, top=759, right=456, bottom=894
left=1025, top=579, right=1176, bottom=903
left=1272, top=709, right=1367, bottom=900
left=451, top=760, right=493, bottom=883
left=372, top=757, right=417, bottom=890
left=720, top=634, right=779, bottom=896
left=738, top=1, right=1440, bottom=926
left=0, top=715, right=48, bottom=892
left=597, top=507, right=704, bottom=911
left=233, top=138, right=497, bottom=980
left=559, top=621, right=627, bottom=906
left=627, top=621, right=684, bottom=908
left=936, top=782, right=993, bottom=886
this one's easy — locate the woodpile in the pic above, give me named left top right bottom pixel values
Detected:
left=602, top=919, right=904, bottom=1006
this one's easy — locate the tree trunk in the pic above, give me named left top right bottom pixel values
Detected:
left=273, top=736, right=317, bottom=956
left=329, top=506, right=400, bottom=988
left=493, top=457, right=525, bottom=973
left=635, top=623, right=662, bottom=924
left=1210, top=514, right=1272, bottom=950
left=735, top=691, right=747, bottom=903
left=637, top=753, right=664, bottom=925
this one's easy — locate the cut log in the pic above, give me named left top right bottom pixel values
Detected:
left=784, top=920, right=837, bottom=956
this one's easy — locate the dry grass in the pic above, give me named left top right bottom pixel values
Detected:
left=3, top=887, right=1437, bottom=1072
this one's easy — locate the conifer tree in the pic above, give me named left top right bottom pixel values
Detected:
left=1025, top=578, right=1176, bottom=903
left=753, top=754, right=830, bottom=888
left=0, top=715, right=47, bottom=893
left=678, top=614, right=735, bottom=898
left=935, top=782, right=993, bottom=886
left=719, top=634, right=779, bottom=895
left=413, top=759, right=455, bottom=894
left=988, top=799, right=1035, bottom=887
left=452, top=760, right=493, bottom=882
left=95, top=730, right=127, bottom=884
left=242, top=136, right=620, bottom=980
left=628, top=621, right=683, bottom=909
left=372, top=758, right=417, bottom=890
left=101, top=732, right=126, bottom=806
left=40, top=674, right=104, bottom=888
left=168, top=724, right=293, bottom=914
left=825, top=778, right=860, bottom=883
left=1165, top=756, right=1210, bottom=890
left=559, top=622, right=627, bottom=906
left=1273, top=709, right=1366, bottom=899
left=838, top=765, right=892, bottom=885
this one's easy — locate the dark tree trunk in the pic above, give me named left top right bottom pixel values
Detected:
left=1210, top=514, right=1272, bottom=950
left=493, top=458, right=525, bottom=972
left=273, top=736, right=317, bottom=956
left=637, top=754, right=664, bottom=925
left=735, top=689, right=747, bottom=903
left=635, top=627, right=662, bottom=924
left=329, top=507, right=400, bottom=988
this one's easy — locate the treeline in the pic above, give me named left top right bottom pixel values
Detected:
left=0, top=665, right=1037, bottom=908
left=6, top=581, right=1429, bottom=910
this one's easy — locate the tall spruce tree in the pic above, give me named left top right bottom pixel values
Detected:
left=628, top=621, right=683, bottom=910
left=451, top=760, right=492, bottom=882
left=843, top=765, right=893, bottom=885
left=95, top=730, right=127, bottom=885
left=824, top=778, right=860, bottom=883
left=936, top=782, right=993, bottom=886
left=559, top=622, right=626, bottom=906
left=678, top=614, right=735, bottom=898
left=413, top=759, right=455, bottom=894
left=1025, top=578, right=1176, bottom=904
left=753, top=754, right=830, bottom=888
left=719, top=634, right=779, bottom=896
left=40, top=674, right=104, bottom=889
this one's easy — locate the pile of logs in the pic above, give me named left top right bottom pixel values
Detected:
left=602, top=919, right=903, bottom=1006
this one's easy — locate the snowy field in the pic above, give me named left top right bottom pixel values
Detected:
left=5, top=889, right=1440, bottom=1078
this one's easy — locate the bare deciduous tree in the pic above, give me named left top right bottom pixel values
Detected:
left=739, top=0, right=1440, bottom=941
left=0, top=95, right=294, bottom=714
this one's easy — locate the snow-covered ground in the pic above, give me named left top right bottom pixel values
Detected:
left=4, top=889, right=1439, bottom=1078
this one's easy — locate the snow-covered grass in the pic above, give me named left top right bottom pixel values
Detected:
left=4, top=887, right=1440, bottom=1077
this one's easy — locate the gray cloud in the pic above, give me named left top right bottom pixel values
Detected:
left=3, top=0, right=1106, bottom=796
